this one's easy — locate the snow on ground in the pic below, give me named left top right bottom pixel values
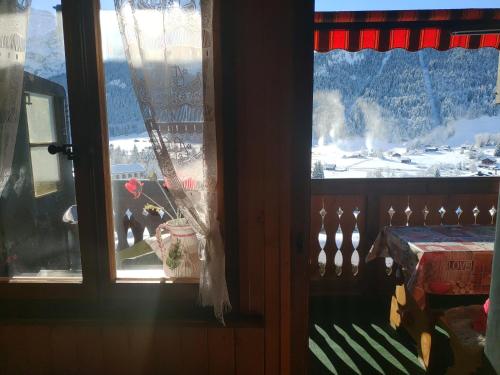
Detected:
left=313, top=116, right=500, bottom=178
left=109, top=132, right=150, bottom=151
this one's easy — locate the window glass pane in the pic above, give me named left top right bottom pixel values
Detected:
left=0, top=0, right=82, bottom=279
left=312, top=48, right=500, bottom=179
left=26, top=92, right=57, bottom=143
left=101, top=1, right=202, bottom=281
left=30, top=146, right=60, bottom=197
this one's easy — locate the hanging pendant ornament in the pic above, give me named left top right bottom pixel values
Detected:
left=351, top=207, right=361, bottom=276
left=438, top=206, right=446, bottom=225
left=318, top=203, right=327, bottom=277
left=489, top=206, right=497, bottom=225
left=334, top=207, right=344, bottom=276
left=472, top=206, right=480, bottom=225
left=388, top=206, right=395, bottom=226
left=422, top=205, right=430, bottom=226
left=404, top=205, right=412, bottom=227
left=455, top=206, right=463, bottom=225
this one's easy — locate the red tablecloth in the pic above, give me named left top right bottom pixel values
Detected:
left=366, top=225, right=495, bottom=309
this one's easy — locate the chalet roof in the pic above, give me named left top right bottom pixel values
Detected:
left=111, top=163, right=145, bottom=174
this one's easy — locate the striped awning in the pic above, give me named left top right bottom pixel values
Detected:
left=314, top=9, right=500, bottom=52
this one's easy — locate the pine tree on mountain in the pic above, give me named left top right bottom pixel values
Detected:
left=495, top=144, right=500, bottom=157
left=312, top=161, right=324, bottom=179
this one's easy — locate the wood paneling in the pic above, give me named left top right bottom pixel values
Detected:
left=208, top=328, right=235, bottom=375
left=0, top=323, right=262, bottom=375
left=235, top=328, right=265, bottom=375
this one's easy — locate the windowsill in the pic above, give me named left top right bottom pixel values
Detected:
left=115, top=268, right=199, bottom=283
left=0, top=269, right=82, bottom=284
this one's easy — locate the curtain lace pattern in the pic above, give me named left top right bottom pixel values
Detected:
left=114, top=0, right=230, bottom=322
left=0, top=0, right=31, bottom=196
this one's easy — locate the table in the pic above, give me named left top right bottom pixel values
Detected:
left=367, top=225, right=495, bottom=309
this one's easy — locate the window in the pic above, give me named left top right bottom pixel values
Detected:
left=0, top=0, right=229, bottom=322
left=25, top=92, right=61, bottom=197
left=311, top=8, right=500, bottom=179
left=101, top=0, right=205, bottom=282
left=0, top=0, right=82, bottom=280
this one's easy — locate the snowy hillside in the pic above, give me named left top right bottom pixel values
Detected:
left=312, top=48, right=500, bottom=178
left=313, top=49, right=499, bottom=143
left=25, top=8, right=66, bottom=78
left=25, top=8, right=145, bottom=136
left=312, top=116, right=500, bottom=178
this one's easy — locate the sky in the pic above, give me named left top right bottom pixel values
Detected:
left=31, top=0, right=115, bottom=12
left=315, top=0, right=500, bottom=11
left=32, top=0, right=500, bottom=12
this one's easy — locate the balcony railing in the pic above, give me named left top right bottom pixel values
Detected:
left=112, top=179, right=176, bottom=251
left=310, top=177, right=499, bottom=296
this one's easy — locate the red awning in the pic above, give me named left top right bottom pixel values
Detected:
left=314, top=9, right=500, bottom=52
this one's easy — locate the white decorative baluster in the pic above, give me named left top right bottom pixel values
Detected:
left=473, top=206, right=480, bottom=225
left=351, top=207, right=361, bottom=276
left=489, top=206, right=497, bottom=225
left=439, top=206, right=446, bottom=225
left=143, top=227, right=151, bottom=239
left=405, top=205, right=412, bottom=226
left=126, top=227, right=134, bottom=247
left=385, top=206, right=396, bottom=275
left=334, top=207, right=344, bottom=276
left=422, top=205, right=430, bottom=226
left=455, top=206, right=463, bottom=225
left=388, top=206, right=395, bottom=226
left=318, top=204, right=328, bottom=277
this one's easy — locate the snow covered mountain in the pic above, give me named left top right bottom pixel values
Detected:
left=25, top=8, right=66, bottom=78
left=313, top=48, right=500, bottom=144
left=25, top=8, right=499, bottom=141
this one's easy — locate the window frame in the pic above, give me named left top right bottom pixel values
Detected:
left=0, top=0, right=237, bottom=319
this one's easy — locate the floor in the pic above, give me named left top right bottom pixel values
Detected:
left=309, top=296, right=453, bottom=375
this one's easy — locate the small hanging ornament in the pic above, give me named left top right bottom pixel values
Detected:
left=422, top=205, right=430, bottom=226
left=438, top=206, right=446, bottom=225
left=388, top=206, right=395, bottom=226
left=472, top=206, right=480, bottom=225
left=455, top=206, right=463, bottom=225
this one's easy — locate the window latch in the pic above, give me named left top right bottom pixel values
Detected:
left=48, top=143, right=76, bottom=161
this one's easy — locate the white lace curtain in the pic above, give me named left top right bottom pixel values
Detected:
left=114, top=0, right=230, bottom=322
left=0, top=0, right=30, bottom=197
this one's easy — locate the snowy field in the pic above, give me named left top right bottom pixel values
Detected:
left=312, top=116, right=500, bottom=178
left=109, top=131, right=151, bottom=151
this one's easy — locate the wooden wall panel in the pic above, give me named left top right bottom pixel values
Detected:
left=101, top=326, right=131, bottom=375
left=151, top=327, right=182, bottom=374
left=208, top=328, right=235, bottom=375
left=128, top=325, right=155, bottom=375
left=0, top=323, right=260, bottom=374
left=51, top=326, right=78, bottom=375
left=75, top=326, right=103, bottom=375
left=180, top=328, right=209, bottom=375
left=235, top=328, right=265, bottom=375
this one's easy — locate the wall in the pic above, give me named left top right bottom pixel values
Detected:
left=0, top=0, right=312, bottom=374
left=0, top=323, right=263, bottom=375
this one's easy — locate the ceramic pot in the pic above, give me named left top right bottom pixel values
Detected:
left=156, top=218, right=200, bottom=279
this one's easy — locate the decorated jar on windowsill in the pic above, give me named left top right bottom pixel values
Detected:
left=155, top=218, right=200, bottom=279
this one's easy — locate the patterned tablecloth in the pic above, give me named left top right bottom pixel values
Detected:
left=366, top=225, right=495, bottom=309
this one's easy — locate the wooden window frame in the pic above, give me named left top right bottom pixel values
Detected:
left=0, top=0, right=241, bottom=322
